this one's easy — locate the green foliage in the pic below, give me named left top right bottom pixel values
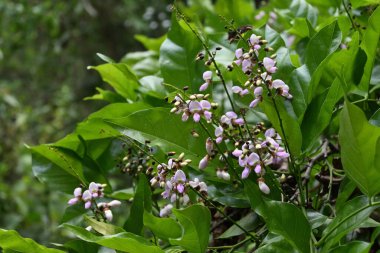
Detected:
left=3, top=0, right=380, bottom=252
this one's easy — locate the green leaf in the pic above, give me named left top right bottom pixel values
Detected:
left=159, top=14, right=204, bottom=93
left=96, top=53, right=115, bottom=63
left=169, top=205, right=211, bottom=253
left=124, top=174, right=152, bottom=234
left=84, top=216, right=125, bottom=235
left=0, top=229, right=64, bottom=253
left=64, top=240, right=99, bottom=253
left=84, top=87, right=125, bottom=103
left=301, top=78, right=343, bottom=150
left=265, top=25, right=285, bottom=51
left=88, top=63, right=140, bottom=100
left=106, top=107, right=210, bottom=166
left=351, top=0, right=380, bottom=8
left=244, top=180, right=311, bottom=253
left=290, top=0, right=318, bottom=26
left=328, top=241, right=371, bottom=253
left=31, top=145, right=85, bottom=193
left=369, top=108, right=380, bottom=127
left=218, top=212, right=258, bottom=239
left=143, top=211, right=182, bottom=240
left=63, top=224, right=163, bottom=253
left=287, top=65, right=310, bottom=121
left=214, top=0, right=255, bottom=24
left=339, top=101, right=380, bottom=196
left=260, top=94, right=302, bottom=156
left=135, top=34, right=167, bottom=52
left=256, top=236, right=298, bottom=253
left=321, top=196, right=377, bottom=251
left=358, top=7, right=380, bottom=91
left=305, top=20, right=342, bottom=76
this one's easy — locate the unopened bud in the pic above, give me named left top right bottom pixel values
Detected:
left=189, top=95, right=197, bottom=100
left=170, top=107, right=178, bottom=113
left=258, top=179, right=270, bottom=194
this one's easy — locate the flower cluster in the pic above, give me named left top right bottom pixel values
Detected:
left=231, top=33, right=292, bottom=108
left=171, top=94, right=214, bottom=123
left=214, top=111, right=245, bottom=144
left=231, top=127, right=289, bottom=194
left=68, top=182, right=121, bottom=222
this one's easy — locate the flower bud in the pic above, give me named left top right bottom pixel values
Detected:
left=105, top=209, right=113, bottom=221
left=199, top=155, right=209, bottom=170
left=258, top=180, right=270, bottom=194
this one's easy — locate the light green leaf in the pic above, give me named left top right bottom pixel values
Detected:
left=169, top=205, right=211, bottom=253
left=351, top=0, right=380, bottom=8
left=63, top=224, right=163, bottom=253
left=358, top=7, right=380, bottom=91
left=135, top=34, right=167, bottom=52
left=0, top=229, right=64, bottom=253
left=84, top=216, right=125, bottom=235
left=89, top=63, right=140, bottom=100
left=339, top=101, right=380, bottom=196
left=143, top=211, right=182, bottom=240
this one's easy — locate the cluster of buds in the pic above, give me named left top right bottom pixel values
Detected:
left=214, top=111, right=245, bottom=144
left=170, top=94, right=216, bottom=123
left=68, top=182, right=105, bottom=209
left=231, top=127, right=289, bottom=194
left=117, top=144, right=153, bottom=177
left=150, top=152, right=192, bottom=187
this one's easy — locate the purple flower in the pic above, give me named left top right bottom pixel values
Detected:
left=263, top=57, right=277, bottom=73
left=199, top=82, right=209, bottom=91
left=82, top=190, right=92, bottom=209
left=232, top=86, right=249, bottom=96
left=272, top=79, right=292, bottom=99
left=249, top=34, right=261, bottom=50
left=234, top=48, right=243, bottom=65
left=203, top=71, right=212, bottom=81
left=206, top=138, right=214, bottom=155
left=160, top=204, right=173, bottom=217
left=254, top=86, right=263, bottom=97
left=249, top=98, right=261, bottom=108
left=242, top=167, right=251, bottom=179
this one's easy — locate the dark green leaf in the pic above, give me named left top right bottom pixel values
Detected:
left=135, top=34, right=166, bottom=52
left=369, top=108, right=380, bottom=127
left=244, top=180, right=311, bottom=253
left=218, top=212, right=258, bottom=239
left=339, top=101, right=380, bottom=196
left=124, top=174, right=152, bottom=234
left=64, top=240, right=99, bottom=253
left=159, top=14, right=204, bottom=93
left=169, top=205, right=211, bottom=253
left=305, top=21, right=342, bottom=75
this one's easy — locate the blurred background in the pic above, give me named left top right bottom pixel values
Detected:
left=0, top=0, right=171, bottom=244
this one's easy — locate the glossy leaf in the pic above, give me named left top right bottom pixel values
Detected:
left=339, top=101, right=380, bottom=196
left=106, top=107, right=210, bottom=166
left=305, top=20, right=342, bottom=77
left=88, top=63, right=140, bottom=100
left=160, top=14, right=204, bottom=93
left=328, top=241, right=371, bottom=253
left=143, top=211, right=182, bottom=240
left=255, top=236, right=298, bottom=253
left=63, top=224, right=163, bottom=253
left=169, top=205, right=211, bottom=253
left=321, top=196, right=378, bottom=251
left=0, top=229, right=64, bottom=253
left=124, top=174, right=152, bottom=234
left=244, top=180, right=311, bottom=253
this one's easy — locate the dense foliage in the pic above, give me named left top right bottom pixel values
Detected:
left=1, top=0, right=380, bottom=252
